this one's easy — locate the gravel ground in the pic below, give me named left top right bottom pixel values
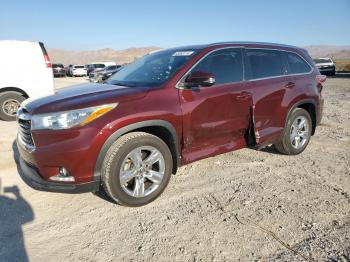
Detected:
left=0, top=77, right=349, bottom=262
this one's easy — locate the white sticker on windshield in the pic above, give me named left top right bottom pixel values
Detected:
left=172, top=51, right=194, bottom=56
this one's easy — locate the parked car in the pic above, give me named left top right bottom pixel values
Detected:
left=86, top=63, right=105, bottom=76
left=0, top=40, right=54, bottom=121
left=71, top=65, right=87, bottom=77
left=17, top=42, right=325, bottom=206
left=65, top=65, right=73, bottom=76
left=87, top=66, right=105, bottom=82
left=52, top=64, right=66, bottom=77
left=90, top=65, right=123, bottom=83
left=313, top=58, right=336, bottom=76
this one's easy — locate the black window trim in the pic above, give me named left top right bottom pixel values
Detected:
left=176, top=46, right=245, bottom=89
left=244, top=48, right=314, bottom=81
left=176, top=46, right=314, bottom=89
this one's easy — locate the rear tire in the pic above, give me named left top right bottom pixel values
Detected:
left=0, top=92, right=26, bottom=121
left=101, top=132, right=173, bottom=207
left=275, top=108, right=312, bottom=155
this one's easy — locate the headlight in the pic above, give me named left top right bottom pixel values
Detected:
left=31, top=103, right=117, bottom=130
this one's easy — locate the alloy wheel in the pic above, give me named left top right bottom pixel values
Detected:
left=290, top=116, right=309, bottom=149
left=119, top=146, right=165, bottom=198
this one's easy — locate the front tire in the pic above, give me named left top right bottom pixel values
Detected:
left=0, top=92, right=26, bottom=121
left=275, top=108, right=312, bottom=155
left=101, top=132, right=173, bottom=206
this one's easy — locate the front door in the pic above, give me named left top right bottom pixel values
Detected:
left=179, top=48, right=252, bottom=164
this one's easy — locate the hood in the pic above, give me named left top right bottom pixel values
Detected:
left=22, top=83, right=149, bottom=114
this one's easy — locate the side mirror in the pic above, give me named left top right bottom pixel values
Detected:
left=184, top=71, right=215, bottom=88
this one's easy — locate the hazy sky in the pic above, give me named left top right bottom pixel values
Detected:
left=1, top=0, right=349, bottom=50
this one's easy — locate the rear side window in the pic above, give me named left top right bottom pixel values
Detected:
left=192, top=48, right=243, bottom=85
left=245, top=49, right=286, bottom=80
left=287, top=53, right=311, bottom=74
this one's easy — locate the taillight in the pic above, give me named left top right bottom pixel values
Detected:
left=316, top=74, right=326, bottom=84
left=316, top=74, right=326, bottom=93
left=44, top=54, right=52, bottom=68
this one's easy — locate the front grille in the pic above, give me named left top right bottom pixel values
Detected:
left=18, top=118, right=34, bottom=147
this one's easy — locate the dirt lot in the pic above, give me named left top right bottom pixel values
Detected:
left=0, top=77, right=349, bottom=262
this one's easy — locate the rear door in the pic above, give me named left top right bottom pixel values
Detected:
left=179, top=48, right=252, bottom=163
left=244, top=48, right=288, bottom=145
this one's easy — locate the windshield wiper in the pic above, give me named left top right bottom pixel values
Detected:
left=110, top=81, right=137, bottom=87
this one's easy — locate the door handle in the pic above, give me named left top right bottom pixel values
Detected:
left=236, top=91, right=251, bottom=100
left=285, top=82, right=295, bottom=89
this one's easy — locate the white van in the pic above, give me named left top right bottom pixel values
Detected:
left=0, top=40, right=54, bottom=121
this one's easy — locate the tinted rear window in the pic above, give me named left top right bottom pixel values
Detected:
left=94, top=64, right=105, bottom=68
left=53, top=64, right=64, bottom=68
left=245, top=49, right=286, bottom=80
left=287, top=53, right=311, bottom=74
left=74, top=65, right=84, bottom=68
left=39, top=42, right=48, bottom=55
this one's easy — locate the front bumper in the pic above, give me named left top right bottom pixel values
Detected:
left=318, top=66, right=335, bottom=73
left=19, top=157, right=100, bottom=193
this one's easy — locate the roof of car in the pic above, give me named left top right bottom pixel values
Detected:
left=208, top=41, right=300, bottom=48
left=165, top=41, right=304, bottom=53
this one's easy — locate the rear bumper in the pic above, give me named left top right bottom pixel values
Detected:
left=317, top=97, right=324, bottom=126
left=72, top=71, right=87, bottom=76
left=53, top=72, right=66, bottom=76
left=19, top=157, right=100, bottom=193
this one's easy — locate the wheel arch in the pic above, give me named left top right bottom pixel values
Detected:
left=94, top=120, right=181, bottom=183
left=0, top=87, right=29, bottom=98
left=286, top=99, right=317, bottom=135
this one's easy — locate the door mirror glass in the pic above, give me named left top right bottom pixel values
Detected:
left=184, top=71, right=215, bottom=88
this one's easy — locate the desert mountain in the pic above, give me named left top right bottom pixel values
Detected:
left=48, top=46, right=161, bottom=65
left=304, top=45, right=350, bottom=60
left=47, top=45, right=350, bottom=65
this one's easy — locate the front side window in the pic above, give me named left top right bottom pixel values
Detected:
left=245, top=49, right=286, bottom=80
left=287, top=53, right=311, bottom=74
left=190, top=48, right=243, bottom=85
left=107, top=49, right=197, bottom=87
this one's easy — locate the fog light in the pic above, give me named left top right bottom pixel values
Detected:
left=49, top=167, right=75, bottom=182
left=59, top=167, right=69, bottom=177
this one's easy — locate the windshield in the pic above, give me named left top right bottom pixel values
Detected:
left=106, top=49, right=197, bottom=87
left=106, top=65, right=117, bottom=70
left=314, top=58, right=332, bottom=64
left=94, top=64, right=105, bottom=68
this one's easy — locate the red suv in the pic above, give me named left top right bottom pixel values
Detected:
left=17, top=42, right=325, bottom=206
